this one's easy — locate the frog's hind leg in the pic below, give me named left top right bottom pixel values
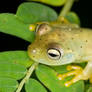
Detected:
left=83, top=61, right=92, bottom=84
left=57, top=65, right=83, bottom=80
left=82, top=61, right=92, bottom=80
left=57, top=65, right=84, bottom=87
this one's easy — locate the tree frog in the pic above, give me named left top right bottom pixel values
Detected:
left=28, top=22, right=92, bottom=87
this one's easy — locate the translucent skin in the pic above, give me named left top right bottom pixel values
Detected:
left=28, top=23, right=92, bottom=85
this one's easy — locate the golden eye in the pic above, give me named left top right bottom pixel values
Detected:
left=47, top=48, right=63, bottom=60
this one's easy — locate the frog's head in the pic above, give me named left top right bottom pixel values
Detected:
left=28, top=23, right=76, bottom=66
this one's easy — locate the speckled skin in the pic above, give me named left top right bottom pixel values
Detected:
left=28, top=23, right=92, bottom=81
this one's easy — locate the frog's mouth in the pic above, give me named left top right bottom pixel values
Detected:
left=28, top=53, right=75, bottom=66
left=39, top=53, right=75, bottom=66
left=28, top=44, right=75, bottom=66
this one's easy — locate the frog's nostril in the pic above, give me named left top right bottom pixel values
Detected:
left=32, top=49, right=36, bottom=53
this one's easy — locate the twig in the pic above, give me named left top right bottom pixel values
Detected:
left=58, top=0, right=75, bottom=19
left=16, top=62, right=39, bottom=92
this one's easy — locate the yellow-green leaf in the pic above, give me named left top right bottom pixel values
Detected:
left=29, top=0, right=66, bottom=6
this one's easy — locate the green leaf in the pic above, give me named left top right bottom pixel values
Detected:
left=25, top=78, right=47, bottom=92
left=28, top=0, right=66, bottom=6
left=86, top=87, right=92, bottom=92
left=0, top=51, right=33, bottom=68
left=0, top=61, right=27, bottom=80
left=0, top=3, right=57, bottom=42
left=0, top=13, right=35, bottom=42
left=51, top=64, right=69, bottom=74
left=36, top=64, right=84, bottom=92
left=65, top=12, right=80, bottom=25
left=0, top=77, right=18, bottom=92
left=16, top=2, right=58, bottom=24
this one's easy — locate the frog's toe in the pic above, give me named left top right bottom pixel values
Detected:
left=57, top=71, right=80, bottom=87
left=57, top=70, right=78, bottom=80
left=64, top=74, right=84, bottom=87
left=66, top=65, right=83, bottom=71
left=57, top=74, right=65, bottom=80
left=57, top=65, right=83, bottom=81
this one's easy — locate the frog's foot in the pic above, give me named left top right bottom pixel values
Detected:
left=29, top=24, right=36, bottom=31
left=57, top=65, right=88, bottom=87
left=57, top=16, right=69, bottom=24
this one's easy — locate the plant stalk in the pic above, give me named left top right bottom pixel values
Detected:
left=16, top=62, right=39, bottom=92
left=58, top=0, right=75, bottom=19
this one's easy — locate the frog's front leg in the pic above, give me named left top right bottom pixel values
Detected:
left=83, top=61, right=92, bottom=81
left=57, top=62, right=92, bottom=87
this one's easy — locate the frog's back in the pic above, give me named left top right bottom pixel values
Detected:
left=76, top=28, right=92, bottom=57
left=28, top=23, right=92, bottom=65
left=44, top=23, right=92, bottom=59
left=55, top=25, right=92, bottom=61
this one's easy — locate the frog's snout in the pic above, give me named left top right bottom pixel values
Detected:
left=31, top=49, right=37, bottom=54
left=28, top=45, right=37, bottom=59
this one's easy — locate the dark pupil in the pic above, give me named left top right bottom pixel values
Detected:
left=48, top=53, right=58, bottom=57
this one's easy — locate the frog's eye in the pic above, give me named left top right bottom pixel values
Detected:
left=47, top=48, right=63, bottom=60
left=36, top=23, right=51, bottom=36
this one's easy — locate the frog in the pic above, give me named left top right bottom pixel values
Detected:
left=28, top=21, right=92, bottom=87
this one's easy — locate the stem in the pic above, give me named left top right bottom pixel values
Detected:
left=58, top=0, right=74, bottom=18
left=16, top=62, right=39, bottom=92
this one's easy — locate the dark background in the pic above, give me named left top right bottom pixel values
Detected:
left=0, top=0, right=92, bottom=52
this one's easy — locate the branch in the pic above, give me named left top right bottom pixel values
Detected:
left=16, top=62, right=39, bottom=92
